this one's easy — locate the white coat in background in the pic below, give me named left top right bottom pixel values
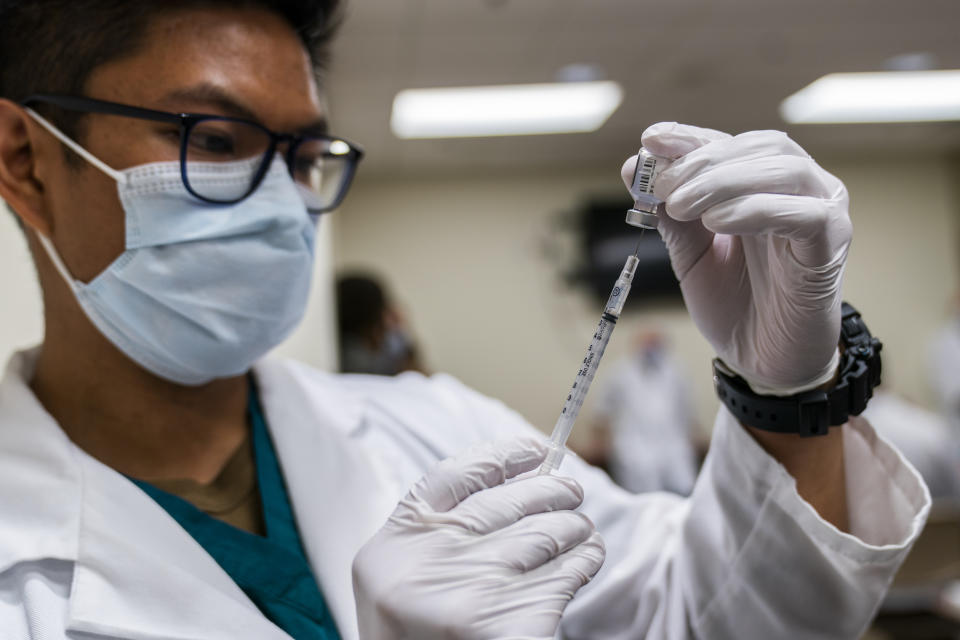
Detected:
left=929, top=316, right=960, bottom=432
left=595, top=344, right=699, bottom=495
left=0, top=349, right=930, bottom=639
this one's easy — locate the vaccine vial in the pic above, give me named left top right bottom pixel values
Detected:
left=625, top=148, right=666, bottom=229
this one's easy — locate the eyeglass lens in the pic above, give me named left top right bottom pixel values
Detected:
left=182, top=118, right=354, bottom=211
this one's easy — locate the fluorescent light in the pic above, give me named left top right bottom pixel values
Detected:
left=780, top=70, right=960, bottom=124
left=391, top=81, right=624, bottom=139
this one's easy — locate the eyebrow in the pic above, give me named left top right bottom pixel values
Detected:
left=158, top=83, right=329, bottom=135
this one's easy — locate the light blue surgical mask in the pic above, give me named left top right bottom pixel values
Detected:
left=27, top=109, right=318, bottom=386
left=341, top=328, right=414, bottom=376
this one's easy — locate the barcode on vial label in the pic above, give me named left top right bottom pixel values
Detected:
left=634, top=156, right=658, bottom=194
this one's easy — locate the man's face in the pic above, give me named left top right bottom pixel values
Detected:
left=39, top=6, right=326, bottom=283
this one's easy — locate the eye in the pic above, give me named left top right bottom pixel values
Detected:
left=158, top=128, right=183, bottom=145
left=185, top=120, right=272, bottom=161
left=189, top=131, right=236, bottom=156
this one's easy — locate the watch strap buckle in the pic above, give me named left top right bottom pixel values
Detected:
left=797, top=392, right=830, bottom=437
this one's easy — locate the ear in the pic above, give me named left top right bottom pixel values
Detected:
left=0, top=99, right=52, bottom=236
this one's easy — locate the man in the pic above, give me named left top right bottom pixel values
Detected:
left=0, top=1, right=930, bottom=638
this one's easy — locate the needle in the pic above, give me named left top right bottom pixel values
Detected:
left=633, top=228, right=645, bottom=257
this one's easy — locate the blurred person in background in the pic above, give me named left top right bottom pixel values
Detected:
left=929, top=297, right=960, bottom=433
left=336, top=272, right=426, bottom=376
left=0, top=0, right=932, bottom=638
left=586, top=330, right=702, bottom=495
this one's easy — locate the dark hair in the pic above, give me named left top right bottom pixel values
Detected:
left=0, top=0, right=343, bottom=141
left=336, top=274, right=389, bottom=339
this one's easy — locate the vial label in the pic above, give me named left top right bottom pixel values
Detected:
left=632, top=154, right=658, bottom=196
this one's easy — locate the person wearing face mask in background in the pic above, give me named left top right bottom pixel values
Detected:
left=929, top=297, right=960, bottom=435
left=585, top=331, right=703, bottom=495
left=336, top=273, right=426, bottom=376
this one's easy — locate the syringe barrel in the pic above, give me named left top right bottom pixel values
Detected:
left=626, top=148, right=667, bottom=230
left=540, top=254, right=638, bottom=476
left=539, top=313, right=617, bottom=475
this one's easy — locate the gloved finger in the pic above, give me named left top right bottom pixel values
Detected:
left=655, top=130, right=812, bottom=207
left=406, top=437, right=547, bottom=513
left=699, top=192, right=853, bottom=268
left=485, top=510, right=597, bottom=573
left=655, top=205, right=716, bottom=282
left=479, top=531, right=605, bottom=633
left=665, top=155, right=838, bottom=221
left=516, top=530, right=605, bottom=595
left=640, top=121, right=731, bottom=160
left=425, top=474, right=584, bottom=534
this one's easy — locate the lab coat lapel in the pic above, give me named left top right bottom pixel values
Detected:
left=0, top=351, right=286, bottom=639
left=67, top=441, right=291, bottom=639
left=1, top=350, right=396, bottom=639
left=255, top=359, right=398, bottom=640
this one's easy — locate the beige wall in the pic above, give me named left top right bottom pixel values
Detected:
left=332, top=156, right=960, bottom=446
left=838, top=157, right=959, bottom=407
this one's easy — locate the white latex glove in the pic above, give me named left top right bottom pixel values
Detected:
left=352, top=437, right=605, bottom=640
left=622, top=123, right=852, bottom=395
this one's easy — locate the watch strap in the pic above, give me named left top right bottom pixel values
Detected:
left=713, top=302, right=882, bottom=437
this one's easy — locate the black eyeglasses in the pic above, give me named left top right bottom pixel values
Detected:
left=21, top=94, right=364, bottom=213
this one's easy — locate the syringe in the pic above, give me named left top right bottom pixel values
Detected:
left=539, top=251, right=640, bottom=475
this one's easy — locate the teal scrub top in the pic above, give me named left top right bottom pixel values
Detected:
left=132, top=381, right=341, bottom=639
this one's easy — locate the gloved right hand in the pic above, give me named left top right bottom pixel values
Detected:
left=352, top=437, right=605, bottom=640
left=621, top=124, right=852, bottom=395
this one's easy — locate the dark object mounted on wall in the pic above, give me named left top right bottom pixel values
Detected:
left=569, top=197, right=682, bottom=308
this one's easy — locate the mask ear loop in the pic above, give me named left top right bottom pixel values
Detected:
left=23, top=107, right=120, bottom=289
left=35, top=232, right=81, bottom=293
left=23, top=107, right=128, bottom=185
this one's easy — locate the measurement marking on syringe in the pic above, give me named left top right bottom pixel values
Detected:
left=540, top=252, right=641, bottom=476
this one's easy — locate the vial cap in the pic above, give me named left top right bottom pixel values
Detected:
left=626, top=208, right=659, bottom=229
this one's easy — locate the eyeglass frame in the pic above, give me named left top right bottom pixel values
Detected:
left=20, top=93, right=365, bottom=213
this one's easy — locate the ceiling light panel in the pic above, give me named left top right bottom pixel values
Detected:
left=781, top=70, right=960, bottom=124
left=391, top=81, right=624, bottom=139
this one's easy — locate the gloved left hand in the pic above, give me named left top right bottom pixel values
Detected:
left=352, top=437, right=605, bottom=640
left=622, top=124, right=853, bottom=395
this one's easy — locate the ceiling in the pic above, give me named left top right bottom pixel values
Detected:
left=323, top=0, right=960, bottom=175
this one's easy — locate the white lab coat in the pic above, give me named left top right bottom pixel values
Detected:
left=929, top=317, right=960, bottom=432
left=596, top=353, right=699, bottom=494
left=0, top=349, right=930, bottom=639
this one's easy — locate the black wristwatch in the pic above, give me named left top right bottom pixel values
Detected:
left=713, top=302, right=882, bottom=437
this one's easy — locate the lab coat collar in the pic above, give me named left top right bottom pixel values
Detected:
left=0, top=350, right=289, bottom=639
left=0, top=350, right=395, bottom=640
left=0, top=349, right=80, bottom=574
left=69, top=445, right=292, bottom=639
left=254, top=358, right=398, bottom=640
